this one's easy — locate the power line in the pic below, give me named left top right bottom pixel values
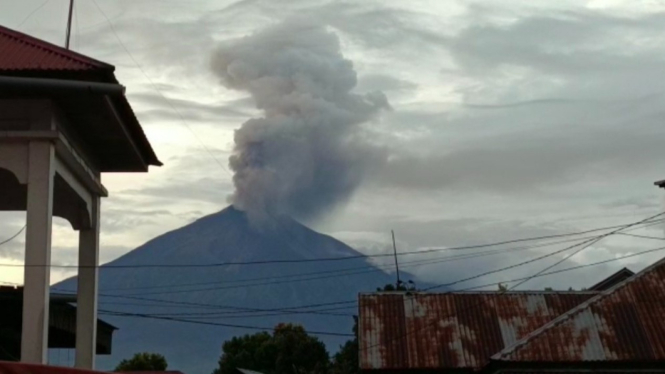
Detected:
left=83, top=244, right=665, bottom=324
left=4, top=217, right=661, bottom=269
left=89, top=0, right=232, bottom=176
left=508, top=210, right=665, bottom=289
left=97, top=309, right=354, bottom=337
left=616, top=232, right=665, bottom=241
left=0, top=226, right=26, bottom=247
left=53, top=214, right=665, bottom=318
left=359, top=211, right=665, bottom=353
left=102, top=236, right=601, bottom=296
left=94, top=217, right=665, bottom=292
left=16, top=0, right=51, bottom=28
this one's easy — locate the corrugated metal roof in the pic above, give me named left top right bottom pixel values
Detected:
left=0, top=25, right=111, bottom=71
left=494, top=257, right=665, bottom=363
left=358, top=291, right=597, bottom=370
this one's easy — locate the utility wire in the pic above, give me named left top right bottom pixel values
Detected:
left=87, top=217, right=665, bottom=292
left=0, top=226, right=26, bottom=247
left=97, top=309, right=354, bottom=337
left=5, top=217, right=662, bottom=269
left=16, top=0, right=51, bottom=28
left=359, top=211, right=665, bottom=353
left=92, top=244, right=665, bottom=321
left=53, top=216, right=665, bottom=318
left=616, top=232, right=665, bottom=241
left=102, top=236, right=601, bottom=296
left=508, top=211, right=665, bottom=290
left=89, top=0, right=231, bottom=176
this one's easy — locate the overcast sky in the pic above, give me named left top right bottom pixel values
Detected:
left=1, top=0, right=664, bottom=290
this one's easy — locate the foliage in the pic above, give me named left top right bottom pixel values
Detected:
left=213, top=323, right=329, bottom=374
left=376, top=280, right=417, bottom=292
left=330, top=317, right=358, bottom=374
left=114, top=352, right=168, bottom=372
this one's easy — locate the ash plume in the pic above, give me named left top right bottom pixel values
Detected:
left=212, top=22, right=390, bottom=224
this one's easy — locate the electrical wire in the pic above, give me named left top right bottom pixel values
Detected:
left=91, top=244, right=665, bottom=324
left=54, top=218, right=665, bottom=319
left=102, top=235, right=601, bottom=296
left=46, top=212, right=665, bottom=320
left=16, top=0, right=51, bottom=28
left=97, top=309, right=354, bottom=337
left=4, top=217, right=662, bottom=269
left=508, top=211, right=665, bottom=290
left=0, top=226, right=26, bottom=247
left=359, top=211, right=665, bottom=353
left=89, top=0, right=231, bottom=176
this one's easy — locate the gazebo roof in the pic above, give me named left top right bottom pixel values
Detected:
left=0, top=25, right=161, bottom=171
left=0, top=25, right=112, bottom=72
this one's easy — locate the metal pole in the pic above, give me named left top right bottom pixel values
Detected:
left=391, top=230, right=401, bottom=288
left=65, top=0, right=74, bottom=49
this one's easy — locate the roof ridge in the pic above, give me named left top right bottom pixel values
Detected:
left=491, top=256, right=665, bottom=361
left=0, top=24, right=113, bottom=71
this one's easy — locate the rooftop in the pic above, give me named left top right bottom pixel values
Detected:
left=359, top=291, right=597, bottom=370
left=0, top=25, right=161, bottom=171
left=493, top=257, right=665, bottom=363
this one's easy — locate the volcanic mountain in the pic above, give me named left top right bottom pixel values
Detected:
left=54, top=206, right=414, bottom=374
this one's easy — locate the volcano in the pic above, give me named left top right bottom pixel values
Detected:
left=54, top=207, right=411, bottom=374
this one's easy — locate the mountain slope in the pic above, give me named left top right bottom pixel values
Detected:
left=54, top=207, right=413, bottom=374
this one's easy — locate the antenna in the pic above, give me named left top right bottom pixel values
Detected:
left=391, top=230, right=401, bottom=288
left=65, top=0, right=74, bottom=49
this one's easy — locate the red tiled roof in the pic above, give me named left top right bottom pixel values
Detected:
left=0, top=362, right=103, bottom=374
left=493, top=257, right=665, bottom=363
left=0, top=25, right=161, bottom=169
left=0, top=25, right=112, bottom=72
left=0, top=362, right=187, bottom=374
left=358, top=291, right=597, bottom=370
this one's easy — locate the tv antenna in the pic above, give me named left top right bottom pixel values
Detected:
left=391, top=230, right=401, bottom=288
left=65, top=0, right=74, bottom=49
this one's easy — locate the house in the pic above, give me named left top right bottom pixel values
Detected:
left=359, top=260, right=665, bottom=373
left=588, top=267, right=635, bottom=291
left=0, top=286, right=116, bottom=362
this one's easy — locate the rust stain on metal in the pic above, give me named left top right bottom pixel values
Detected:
left=495, top=260, right=665, bottom=363
left=359, top=291, right=596, bottom=370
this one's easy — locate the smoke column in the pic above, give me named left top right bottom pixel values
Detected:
left=212, top=22, right=390, bottom=223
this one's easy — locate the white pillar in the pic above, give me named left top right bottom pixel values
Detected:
left=21, top=141, right=55, bottom=364
left=75, top=196, right=100, bottom=369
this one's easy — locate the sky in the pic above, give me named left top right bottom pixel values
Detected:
left=1, top=0, right=664, bottom=291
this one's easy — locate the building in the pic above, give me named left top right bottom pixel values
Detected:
left=359, top=261, right=665, bottom=373
left=0, top=361, right=186, bottom=374
left=0, top=24, right=160, bottom=368
left=0, top=286, right=116, bottom=362
left=588, top=267, right=635, bottom=291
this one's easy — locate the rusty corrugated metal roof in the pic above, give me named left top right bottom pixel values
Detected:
left=0, top=25, right=111, bottom=71
left=358, top=291, right=597, bottom=370
left=494, top=257, right=665, bottom=363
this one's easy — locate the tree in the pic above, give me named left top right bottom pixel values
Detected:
left=114, top=352, right=168, bottom=372
left=376, top=280, right=417, bottom=292
left=330, top=317, right=358, bottom=374
left=213, top=323, right=329, bottom=374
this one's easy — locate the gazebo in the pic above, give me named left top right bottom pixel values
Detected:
left=0, top=25, right=161, bottom=369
